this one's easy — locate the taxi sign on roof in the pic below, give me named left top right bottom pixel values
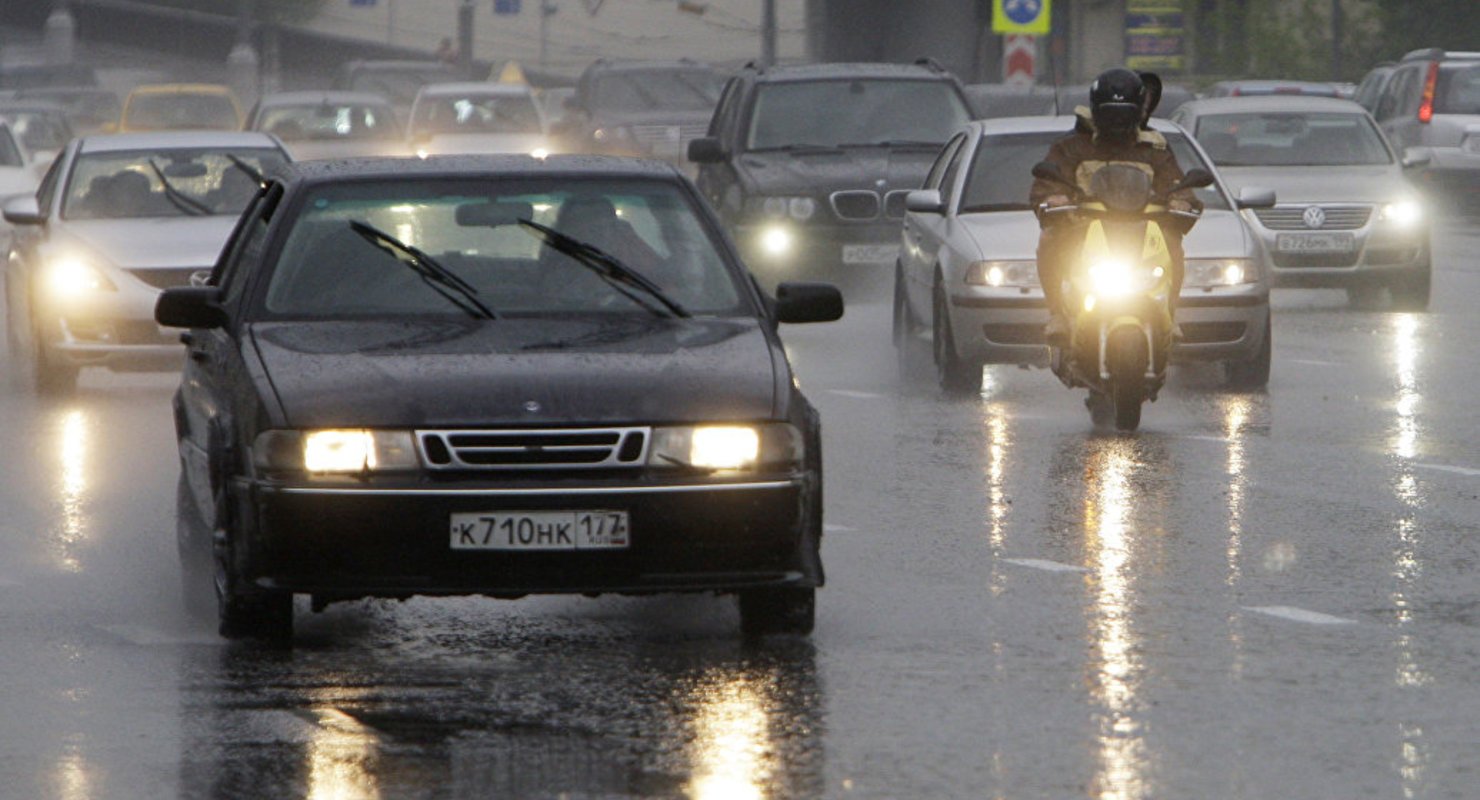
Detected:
left=993, top=0, right=1051, bottom=35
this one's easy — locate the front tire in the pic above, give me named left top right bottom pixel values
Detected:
left=738, top=587, right=815, bottom=637
left=1224, top=315, right=1272, bottom=391
left=1107, top=327, right=1148, bottom=432
left=211, top=476, right=292, bottom=641
left=1390, top=265, right=1431, bottom=312
left=933, top=286, right=982, bottom=396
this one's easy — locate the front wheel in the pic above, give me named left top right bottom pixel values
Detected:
left=738, top=587, right=815, bottom=637
left=1225, top=315, right=1272, bottom=391
left=1107, top=327, right=1149, bottom=432
left=933, top=287, right=982, bottom=396
left=212, top=478, right=293, bottom=641
left=1390, top=265, right=1431, bottom=312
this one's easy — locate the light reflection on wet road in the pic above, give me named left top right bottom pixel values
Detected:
left=1, top=227, right=1480, bottom=797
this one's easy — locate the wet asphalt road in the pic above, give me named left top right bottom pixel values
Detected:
left=2, top=225, right=1480, bottom=799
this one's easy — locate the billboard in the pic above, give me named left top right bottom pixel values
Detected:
left=1125, top=0, right=1185, bottom=72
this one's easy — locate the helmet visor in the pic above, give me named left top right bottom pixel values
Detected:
left=1092, top=102, right=1141, bottom=137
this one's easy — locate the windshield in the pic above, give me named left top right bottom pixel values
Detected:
left=263, top=179, right=747, bottom=318
left=590, top=70, right=724, bottom=112
left=257, top=103, right=399, bottom=141
left=124, top=92, right=239, bottom=131
left=0, top=110, right=71, bottom=151
left=61, top=148, right=286, bottom=220
left=1437, top=65, right=1480, bottom=114
left=958, top=130, right=1229, bottom=213
left=746, top=79, right=971, bottom=150
left=1193, top=112, right=1391, bottom=166
left=411, top=94, right=544, bottom=136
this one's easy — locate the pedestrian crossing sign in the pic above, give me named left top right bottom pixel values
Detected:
left=993, top=0, right=1051, bottom=35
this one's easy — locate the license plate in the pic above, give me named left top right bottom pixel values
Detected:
left=841, top=243, right=899, bottom=264
left=1276, top=233, right=1355, bottom=253
left=449, top=510, right=630, bottom=551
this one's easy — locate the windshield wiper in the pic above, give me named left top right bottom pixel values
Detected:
left=749, top=143, right=844, bottom=154
left=146, top=159, right=210, bottom=216
left=516, top=219, right=689, bottom=318
left=347, top=221, right=497, bottom=320
left=225, top=153, right=265, bottom=187
left=838, top=139, right=942, bottom=149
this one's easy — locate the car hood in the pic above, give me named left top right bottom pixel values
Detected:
left=589, top=109, right=714, bottom=128
left=250, top=316, right=781, bottom=428
left=61, top=216, right=238, bottom=268
left=419, top=133, right=548, bottom=156
left=1214, top=165, right=1409, bottom=204
left=958, top=208, right=1253, bottom=260
left=738, top=146, right=939, bottom=196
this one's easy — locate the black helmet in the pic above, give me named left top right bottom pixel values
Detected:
left=1089, top=68, right=1145, bottom=141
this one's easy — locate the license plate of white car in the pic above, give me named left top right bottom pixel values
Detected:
left=1276, top=233, right=1355, bottom=253
left=449, top=510, right=630, bottom=551
left=841, top=243, right=899, bottom=264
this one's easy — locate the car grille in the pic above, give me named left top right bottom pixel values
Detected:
left=630, top=123, right=707, bottom=145
left=1180, top=322, right=1247, bottom=344
left=418, top=427, right=650, bottom=471
left=1272, top=251, right=1360, bottom=268
left=1253, top=205, right=1372, bottom=230
left=883, top=190, right=912, bottom=219
left=128, top=267, right=208, bottom=289
left=830, top=190, right=881, bottom=220
left=1365, top=246, right=1422, bottom=265
left=982, top=323, right=1044, bottom=345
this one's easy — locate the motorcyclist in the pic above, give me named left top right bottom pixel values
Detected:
left=1030, top=68, right=1202, bottom=345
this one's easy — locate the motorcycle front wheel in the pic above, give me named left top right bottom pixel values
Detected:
left=1107, top=327, right=1149, bottom=432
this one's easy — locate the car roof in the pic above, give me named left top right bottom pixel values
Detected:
left=78, top=131, right=281, bottom=154
left=256, top=91, right=393, bottom=108
left=747, top=62, right=956, bottom=83
left=583, top=59, right=718, bottom=74
left=268, top=153, right=680, bottom=187
left=1174, top=96, right=1368, bottom=116
left=966, top=116, right=1187, bottom=136
left=127, top=83, right=235, bottom=97
left=415, top=82, right=534, bottom=97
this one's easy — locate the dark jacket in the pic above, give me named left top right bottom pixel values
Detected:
left=1029, top=107, right=1202, bottom=213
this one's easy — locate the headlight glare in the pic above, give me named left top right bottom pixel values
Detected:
left=46, top=256, right=114, bottom=297
left=1381, top=200, right=1422, bottom=228
left=1088, top=260, right=1138, bottom=298
left=254, top=429, right=419, bottom=473
left=759, top=225, right=792, bottom=256
left=691, top=426, right=760, bottom=470
left=1185, top=259, right=1258, bottom=288
left=965, top=260, right=1038, bottom=287
left=648, top=424, right=801, bottom=471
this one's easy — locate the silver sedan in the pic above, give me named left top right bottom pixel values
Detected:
left=1171, top=96, right=1431, bottom=310
left=895, top=117, right=1274, bottom=393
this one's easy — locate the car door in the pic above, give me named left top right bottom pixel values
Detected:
left=903, top=132, right=969, bottom=322
left=176, top=181, right=281, bottom=524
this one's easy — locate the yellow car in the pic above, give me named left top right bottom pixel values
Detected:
left=115, top=84, right=242, bottom=132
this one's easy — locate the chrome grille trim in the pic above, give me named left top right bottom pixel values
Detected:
left=418, top=427, right=651, bottom=471
left=830, top=190, right=880, bottom=220
left=1253, top=204, right=1373, bottom=230
left=630, top=123, right=708, bottom=144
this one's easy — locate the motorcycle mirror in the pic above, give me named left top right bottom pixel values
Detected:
left=1176, top=168, right=1215, bottom=191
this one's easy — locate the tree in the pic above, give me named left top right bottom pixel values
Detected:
left=1370, top=0, right=1480, bottom=59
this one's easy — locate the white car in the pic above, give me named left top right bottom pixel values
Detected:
left=2, top=131, right=290, bottom=394
left=407, top=82, right=552, bottom=158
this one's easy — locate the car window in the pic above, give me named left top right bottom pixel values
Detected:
left=1436, top=65, right=1480, bottom=114
left=125, top=93, right=239, bottom=131
left=590, top=70, right=724, bottom=112
left=0, top=111, right=70, bottom=151
left=1193, top=112, right=1391, bottom=166
left=958, top=130, right=1230, bottom=213
left=924, top=134, right=965, bottom=190
left=61, top=148, right=288, bottom=220
left=937, top=139, right=969, bottom=207
left=216, top=185, right=276, bottom=309
left=745, top=79, right=971, bottom=150
left=411, top=94, right=543, bottom=136
left=1378, top=68, right=1417, bottom=121
left=0, top=127, right=22, bottom=166
left=256, top=103, right=400, bottom=141
left=1354, top=69, right=1390, bottom=112
left=263, top=178, right=749, bottom=318
left=35, top=147, right=64, bottom=207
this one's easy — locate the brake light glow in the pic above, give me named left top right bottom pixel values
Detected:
left=1418, top=61, right=1440, bottom=124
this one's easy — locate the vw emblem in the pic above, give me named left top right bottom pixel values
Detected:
left=1302, top=206, right=1326, bottom=229
left=523, top=400, right=541, bottom=413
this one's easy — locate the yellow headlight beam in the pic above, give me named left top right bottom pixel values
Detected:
left=303, top=430, right=376, bottom=473
left=690, top=427, right=760, bottom=470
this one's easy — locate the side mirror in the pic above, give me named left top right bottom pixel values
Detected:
left=1175, top=168, right=1216, bottom=191
left=2, top=195, right=45, bottom=226
left=1236, top=186, right=1277, bottom=210
left=687, top=137, right=726, bottom=164
left=1401, top=146, right=1432, bottom=169
left=155, top=286, right=227, bottom=329
left=775, top=282, right=844, bottom=324
left=904, top=189, right=945, bottom=214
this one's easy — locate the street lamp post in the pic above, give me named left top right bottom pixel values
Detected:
left=226, top=0, right=260, bottom=108
left=45, top=0, right=76, bottom=66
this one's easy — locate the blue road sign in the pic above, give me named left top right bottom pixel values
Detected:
left=1004, top=0, right=1041, bottom=25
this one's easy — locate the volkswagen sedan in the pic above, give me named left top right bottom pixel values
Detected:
left=155, top=155, right=842, bottom=641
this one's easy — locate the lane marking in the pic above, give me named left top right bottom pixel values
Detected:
left=1180, top=434, right=1230, bottom=444
left=1243, top=606, right=1356, bottom=626
left=826, top=389, right=885, bottom=400
left=1413, top=462, right=1480, bottom=478
left=1003, top=558, right=1089, bottom=573
left=824, top=523, right=855, bottom=533
left=1286, top=358, right=1342, bottom=367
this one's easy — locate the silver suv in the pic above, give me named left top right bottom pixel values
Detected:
left=1367, top=49, right=1480, bottom=217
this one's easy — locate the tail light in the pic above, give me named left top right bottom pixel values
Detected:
left=1418, top=61, right=1440, bottom=124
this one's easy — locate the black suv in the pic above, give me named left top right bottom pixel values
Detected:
left=688, top=61, right=973, bottom=288
left=1363, top=49, right=1480, bottom=216
left=557, top=59, right=727, bottom=163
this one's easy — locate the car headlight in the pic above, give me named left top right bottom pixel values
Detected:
left=965, top=260, right=1038, bottom=288
left=45, top=255, right=115, bottom=297
left=529, top=146, right=550, bottom=160
left=253, top=429, right=420, bottom=474
left=1185, top=258, right=1259, bottom=288
left=1380, top=200, right=1422, bottom=228
left=748, top=195, right=817, bottom=221
left=647, top=424, right=802, bottom=471
left=758, top=224, right=793, bottom=257
left=1087, top=259, right=1160, bottom=299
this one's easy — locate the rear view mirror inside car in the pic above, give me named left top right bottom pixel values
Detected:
left=163, top=160, right=208, bottom=178
left=455, top=200, right=535, bottom=228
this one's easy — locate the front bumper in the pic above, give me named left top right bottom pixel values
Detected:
left=946, top=285, right=1269, bottom=365
left=1249, top=212, right=1430, bottom=289
left=733, top=220, right=901, bottom=281
left=233, top=474, right=822, bottom=601
left=38, top=276, right=184, bottom=371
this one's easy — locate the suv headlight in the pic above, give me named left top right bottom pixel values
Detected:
left=253, top=429, right=420, bottom=474
left=1379, top=200, right=1422, bottom=228
left=1185, top=258, right=1258, bottom=288
left=965, top=260, right=1038, bottom=287
left=647, top=423, right=802, bottom=471
left=746, top=195, right=817, bottom=221
left=45, top=255, right=116, bottom=297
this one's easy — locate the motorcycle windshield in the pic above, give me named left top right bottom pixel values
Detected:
left=1089, top=165, right=1153, bottom=213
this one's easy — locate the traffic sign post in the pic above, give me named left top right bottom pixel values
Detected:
left=992, top=0, right=1050, bottom=36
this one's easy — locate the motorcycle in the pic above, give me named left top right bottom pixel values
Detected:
left=1032, top=161, right=1214, bottom=431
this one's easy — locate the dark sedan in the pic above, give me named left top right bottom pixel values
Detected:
left=155, top=155, right=842, bottom=641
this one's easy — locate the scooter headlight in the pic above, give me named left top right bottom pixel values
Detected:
left=1087, top=260, right=1141, bottom=298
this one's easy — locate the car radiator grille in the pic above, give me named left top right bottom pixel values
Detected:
left=1253, top=205, right=1372, bottom=230
left=128, top=267, right=208, bottom=289
left=418, top=427, right=650, bottom=471
left=830, top=190, right=881, bottom=220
